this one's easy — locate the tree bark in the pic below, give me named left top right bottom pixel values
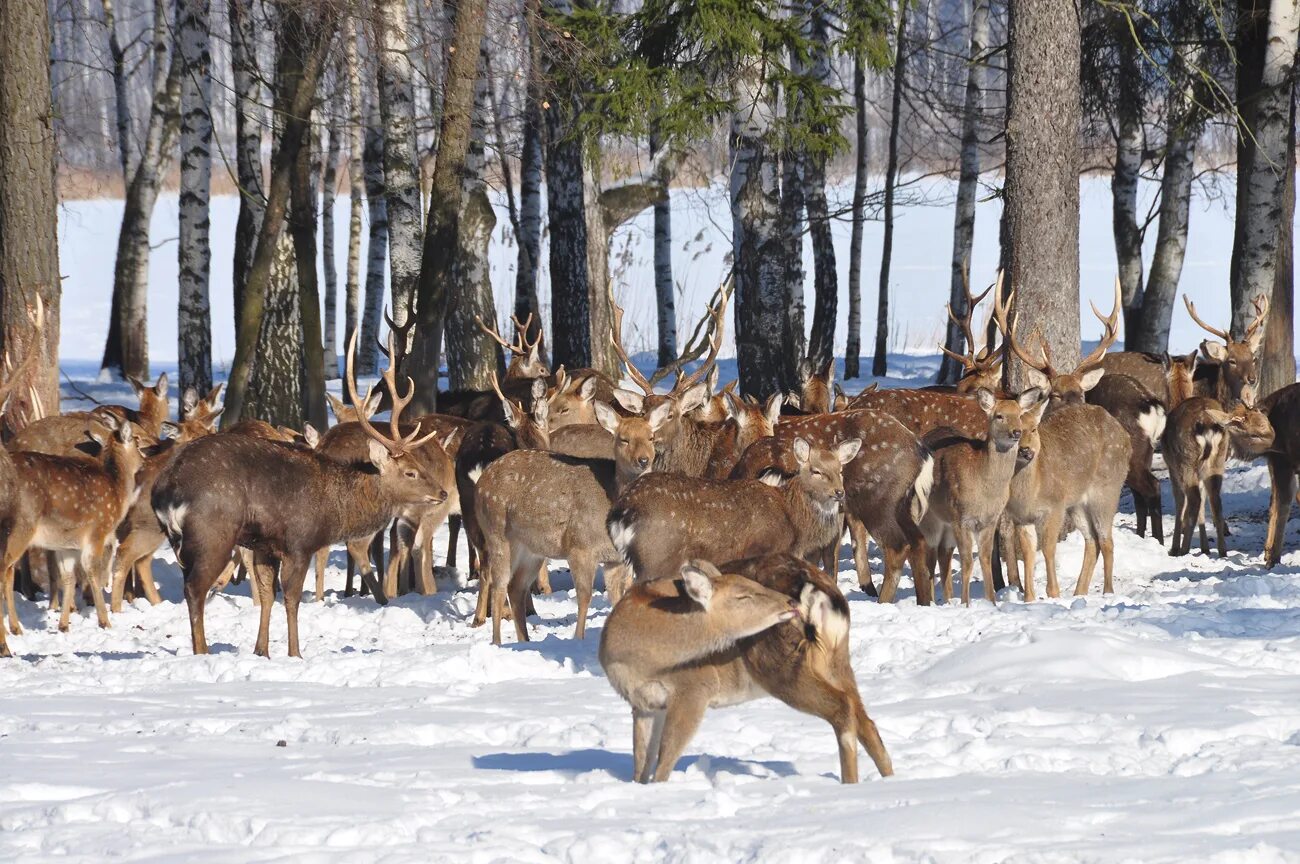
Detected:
left=359, top=90, right=388, bottom=377
left=874, top=0, right=908, bottom=377
left=244, top=231, right=303, bottom=427
left=100, top=0, right=181, bottom=381
left=731, top=62, right=787, bottom=399
left=221, top=1, right=336, bottom=428
left=344, top=16, right=364, bottom=373
left=938, top=0, right=989, bottom=385
left=178, top=0, right=214, bottom=395
left=544, top=69, right=592, bottom=368
left=804, top=0, right=838, bottom=374
left=651, top=128, right=677, bottom=368
left=229, top=0, right=265, bottom=345
left=1231, top=0, right=1300, bottom=336
left=322, top=87, right=341, bottom=378
left=514, top=0, right=546, bottom=359
left=1004, top=0, right=1081, bottom=388
left=375, top=0, right=422, bottom=334
left=407, top=0, right=490, bottom=410
left=845, top=51, right=868, bottom=379
left=0, top=0, right=62, bottom=428
left=1262, top=87, right=1297, bottom=394
left=291, top=89, right=328, bottom=431
left=1112, top=23, right=1145, bottom=340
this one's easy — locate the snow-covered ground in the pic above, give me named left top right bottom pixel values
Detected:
left=3, top=364, right=1300, bottom=862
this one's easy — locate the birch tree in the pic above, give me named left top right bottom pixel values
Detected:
left=514, top=0, right=546, bottom=357
left=359, top=87, right=388, bottom=377
left=1111, top=23, right=1145, bottom=338
left=803, top=1, right=839, bottom=373
left=845, top=51, right=868, bottom=379
left=873, top=0, right=908, bottom=377
left=322, top=89, right=341, bottom=378
left=229, top=0, right=265, bottom=344
left=651, top=129, right=677, bottom=367
left=177, top=0, right=214, bottom=394
left=344, top=16, right=364, bottom=377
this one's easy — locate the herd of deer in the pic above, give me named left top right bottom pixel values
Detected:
left=0, top=272, right=1293, bottom=785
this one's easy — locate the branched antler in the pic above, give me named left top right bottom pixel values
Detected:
left=346, top=326, right=438, bottom=456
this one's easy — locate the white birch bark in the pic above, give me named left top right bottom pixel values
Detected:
left=177, top=0, right=213, bottom=393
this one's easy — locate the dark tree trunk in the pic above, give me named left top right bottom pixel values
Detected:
left=1261, top=87, right=1297, bottom=395
left=291, top=95, right=328, bottom=431
left=177, top=0, right=214, bottom=395
left=845, top=52, right=868, bottom=379
left=244, top=232, right=304, bottom=427
left=343, top=17, right=364, bottom=376
left=359, top=94, right=388, bottom=377
left=230, top=0, right=265, bottom=345
left=1004, top=0, right=1081, bottom=388
left=545, top=122, right=591, bottom=370
left=514, top=0, right=546, bottom=359
left=322, top=94, right=340, bottom=378
left=874, top=0, right=908, bottom=377
left=1112, top=23, right=1145, bottom=340
left=803, top=0, right=838, bottom=373
left=651, top=128, right=677, bottom=368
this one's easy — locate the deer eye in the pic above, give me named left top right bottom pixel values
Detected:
left=403, top=469, right=419, bottom=480
left=618, top=438, right=629, bottom=445
left=994, top=414, right=1005, bottom=422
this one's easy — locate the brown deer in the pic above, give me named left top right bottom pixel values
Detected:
left=326, top=390, right=381, bottom=424
left=599, top=557, right=893, bottom=784
left=938, top=267, right=1003, bottom=393
left=921, top=387, right=1047, bottom=605
left=478, top=312, right=548, bottom=380
left=608, top=436, right=861, bottom=585
left=1164, top=397, right=1274, bottom=558
left=1260, top=383, right=1300, bottom=567
left=701, top=391, right=783, bottom=479
left=2, top=415, right=144, bottom=634
left=151, top=330, right=448, bottom=658
left=999, top=403, right=1131, bottom=599
left=1086, top=372, right=1167, bottom=543
left=848, top=387, right=988, bottom=438
left=1185, top=294, right=1268, bottom=408
left=9, top=371, right=173, bottom=458
left=471, top=403, right=657, bottom=644
left=788, top=358, right=839, bottom=413
left=1099, top=351, right=1177, bottom=405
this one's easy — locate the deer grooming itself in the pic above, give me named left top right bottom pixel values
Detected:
left=1164, top=397, right=1275, bottom=558
left=608, top=436, right=861, bottom=585
left=471, top=400, right=657, bottom=644
left=599, top=557, right=892, bottom=783
left=2, top=414, right=143, bottom=636
left=152, top=330, right=446, bottom=658
left=1000, top=404, right=1131, bottom=599
left=1185, top=294, right=1268, bottom=408
left=921, top=387, right=1047, bottom=605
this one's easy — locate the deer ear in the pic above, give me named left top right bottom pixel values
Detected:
left=182, top=387, right=199, bottom=415
left=594, top=401, right=621, bottom=435
left=303, top=423, right=321, bottom=448
left=1204, top=409, right=1232, bottom=427
left=579, top=375, right=597, bottom=401
left=154, top=373, right=168, bottom=396
left=1016, top=387, right=1045, bottom=411
left=680, top=562, right=715, bottom=610
left=819, top=358, right=835, bottom=384
left=440, top=428, right=460, bottom=453
left=326, top=392, right=346, bottom=415
left=613, top=388, right=644, bottom=414
left=116, top=421, right=134, bottom=446
left=646, top=400, right=674, bottom=432
left=126, top=376, right=145, bottom=397
left=1201, top=340, right=1227, bottom=363
left=975, top=388, right=997, bottom=414
left=765, top=393, right=784, bottom=426
left=160, top=421, right=181, bottom=439
left=677, top=382, right=708, bottom=414
left=1079, top=367, right=1105, bottom=392
left=206, top=384, right=224, bottom=405
left=785, top=392, right=801, bottom=411
left=367, top=438, right=392, bottom=467
left=501, top=399, right=521, bottom=429
left=532, top=394, right=549, bottom=427
left=835, top=438, right=862, bottom=464
left=1024, top=367, right=1052, bottom=391
left=722, top=391, right=743, bottom=421
left=792, top=436, right=812, bottom=464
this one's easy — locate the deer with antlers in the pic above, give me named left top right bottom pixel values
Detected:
left=1184, top=294, right=1269, bottom=408
left=938, top=268, right=1004, bottom=393
left=152, top=330, right=448, bottom=657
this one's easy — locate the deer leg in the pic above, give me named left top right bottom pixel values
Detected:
left=877, top=544, right=907, bottom=604
left=54, top=551, right=77, bottom=633
left=568, top=550, right=596, bottom=641
left=3, top=563, right=20, bottom=640
left=446, top=514, right=461, bottom=571
left=418, top=516, right=437, bottom=594
left=483, top=537, right=510, bottom=644
left=110, top=551, right=137, bottom=615
left=847, top=515, right=875, bottom=596
left=956, top=528, right=975, bottom=607
left=1206, top=474, right=1228, bottom=558
left=936, top=540, right=955, bottom=604
left=1187, top=484, right=1207, bottom=556
left=252, top=551, right=277, bottom=657
left=1039, top=511, right=1064, bottom=599
left=535, top=564, right=552, bottom=595
left=908, top=542, right=933, bottom=607
left=345, top=551, right=357, bottom=597
left=384, top=523, right=402, bottom=598
left=651, top=691, right=709, bottom=783
left=976, top=524, right=999, bottom=603
left=507, top=552, right=544, bottom=644
left=346, top=538, right=388, bottom=605
left=279, top=552, right=311, bottom=659
left=1093, top=508, right=1117, bottom=595
left=632, top=708, right=658, bottom=784
left=997, top=521, right=1019, bottom=594
left=1017, top=525, right=1038, bottom=602
left=180, top=534, right=238, bottom=656
left=371, top=530, right=387, bottom=595
left=1266, top=456, right=1296, bottom=568
left=1169, top=482, right=1188, bottom=556
left=83, top=545, right=112, bottom=629
left=1073, top=529, right=1100, bottom=597
left=313, top=548, right=328, bottom=601
left=136, top=555, right=162, bottom=605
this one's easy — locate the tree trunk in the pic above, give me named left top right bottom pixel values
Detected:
left=244, top=232, right=304, bottom=427
left=291, top=90, right=328, bottom=431
left=100, top=0, right=180, bottom=381
left=1112, top=24, right=1145, bottom=340
left=444, top=52, right=500, bottom=391
left=874, top=0, right=908, bottom=377
left=803, top=1, right=837, bottom=373
left=514, top=0, right=546, bottom=359
left=731, top=62, right=787, bottom=399
left=229, top=0, right=265, bottom=345
left=375, top=0, right=422, bottom=334
left=221, top=1, right=336, bottom=428
left=845, top=51, right=868, bottom=379
left=344, top=16, right=364, bottom=373
left=1231, top=0, right=1300, bottom=336
left=938, top=0, right=989, bottom=385
left=1262, top=87, right=1297, bottom=394
left=359, top=92, right=388, bottom=377
left=101, top=0, right=133, bottom=184
left=1004, top=0, right=1081, bottom=388
left=0, top=0, right=61, bottom=430
left=408, top=0, right=490, bottom=410
left=322, top=91, right=340, bottom=379
left=651, top=128, right=677, bottom=368
left=781, top=126, right=807, bottom=384
left=177, top=0, right=214, bottom=395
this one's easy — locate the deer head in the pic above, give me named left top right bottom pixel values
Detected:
left=940, top=266, right=1003, bottom=393
left=1185, top=294, right=1268, bottom=407
left=479, top=312, right=548, bottom=380
left=974, top=386, right=1049, bottom=453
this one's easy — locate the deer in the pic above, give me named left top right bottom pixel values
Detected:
left=151, top=330, right=448, bottom=658
left=8, top=371, right=175, bottom=458
left=471, top=400, right=658, bottom=644
left=326, top=390, right=382, bottom=425
left=760, top=409, right=933, bottom=603
left=920, top=387, right=1048, bottom=605
left=1164, top=397, right=1275, bottom=558
left=848, top=387, right=989, bottom=438
left=600, top=556, right=893, bottom=784
left=608, top=436, right=861, bottom=587
left=937, top=267, right=1003, bottom=393
left=1260, top=383, right=1300, bottom=568
left=701, top=391, right=783, bottom=479
left=998, top=403, right=1132, bottom=599
left=2, top=414, right=144, bottom=635
left=1184, top=294, right=1268, bottom=408
left=785, top=358, right=839, bottom=413
left=1086, top=372, right=1167, bottom=543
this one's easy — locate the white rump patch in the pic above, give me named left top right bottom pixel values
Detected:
left=1138, top=405, right=1166, bottom=446
left=911, top=453, right=935, bottom=524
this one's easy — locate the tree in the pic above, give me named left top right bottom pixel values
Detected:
left=343, top=15, right=365, bottom=378
left=100, top=0, right=181, bottom=381
left=0, top=0, right=62, bottom=426
left=514, top=0, right=547, bottom=359
left=873, top=0, right=908, bottom=377
left=229, top=0, right=265, bottom=346
left=651, top=129, right=677, bottom=367
left=321, top=79, right=341, bottom=379
left=290, top=81, right=328, bottom=431
left=177, top=0, right=214, bottom=395
left=937, top=0, right=990, bottom=385
left=845, top=50, right=869, bottom=379
left=1004, top=0, right=1081, bottom=387
left=358, top=82, right=388, bottom=377
left=1261, top=90, right=1296, bottom=396
left=1111, top=15, right=1145, bottom=339
left=803, top=0, right=839, bottom=373
left=408, top=0, right=490, bottom=410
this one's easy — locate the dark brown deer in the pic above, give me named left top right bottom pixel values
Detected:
left=471, top=404, right=657, bottom=644
left=151, top=330, right=447, bottom=658
left=478, top=312, right=548, bottom=380
left=608, top=436, right=861, bottom=586
left=1164, top=397, right=1274, bottom=558
left=326, top=390, right=382, bottom=425
left=599, top=556, right=892, bottom=784
left=1086, top=372, right=1167, bottom=543
left=1185, top=294, right=1268, bottom=408
left=999, top=404, right=1131, bottom=599
left=1260, top=383, right=1300, bottom=567
left=701, top=392, right=783, bottom=479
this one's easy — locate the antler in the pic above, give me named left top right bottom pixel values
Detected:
left=991, top=271, right=1052, bottom=377
left=676, top=280, right=731, bottom=392
left=478, top=313, right=527, bottom=357
left=608, top=284, right=655, bottom=395
left=379, top=309, right=416, bottom=376
left=1245, top=294, right=1270, bottom=344
left=939, top=263, right=996, bottom=371
left=0, top=296, right=46, bottom=412
left=512, top=313, right=541, bottom=353
left=345, top=326, right=438, bottom=456
left=1077, top=276, right=1122, bottom=371
left=1183, top=295, right=1229, bottom=342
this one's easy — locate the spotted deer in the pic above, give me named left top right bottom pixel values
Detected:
left=1086, top=372, right=1167, bottom=543
left=599, top=557, right=893, bottom=784
left=151, top=330, right=448, bottom=658
left=701, top=392, right=783, bottom=479
left=1185, top=294, right=1268, bottom=408
left=471, top=401, right=658, bottom=644
left=9, top=372, right=174, bottom=458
